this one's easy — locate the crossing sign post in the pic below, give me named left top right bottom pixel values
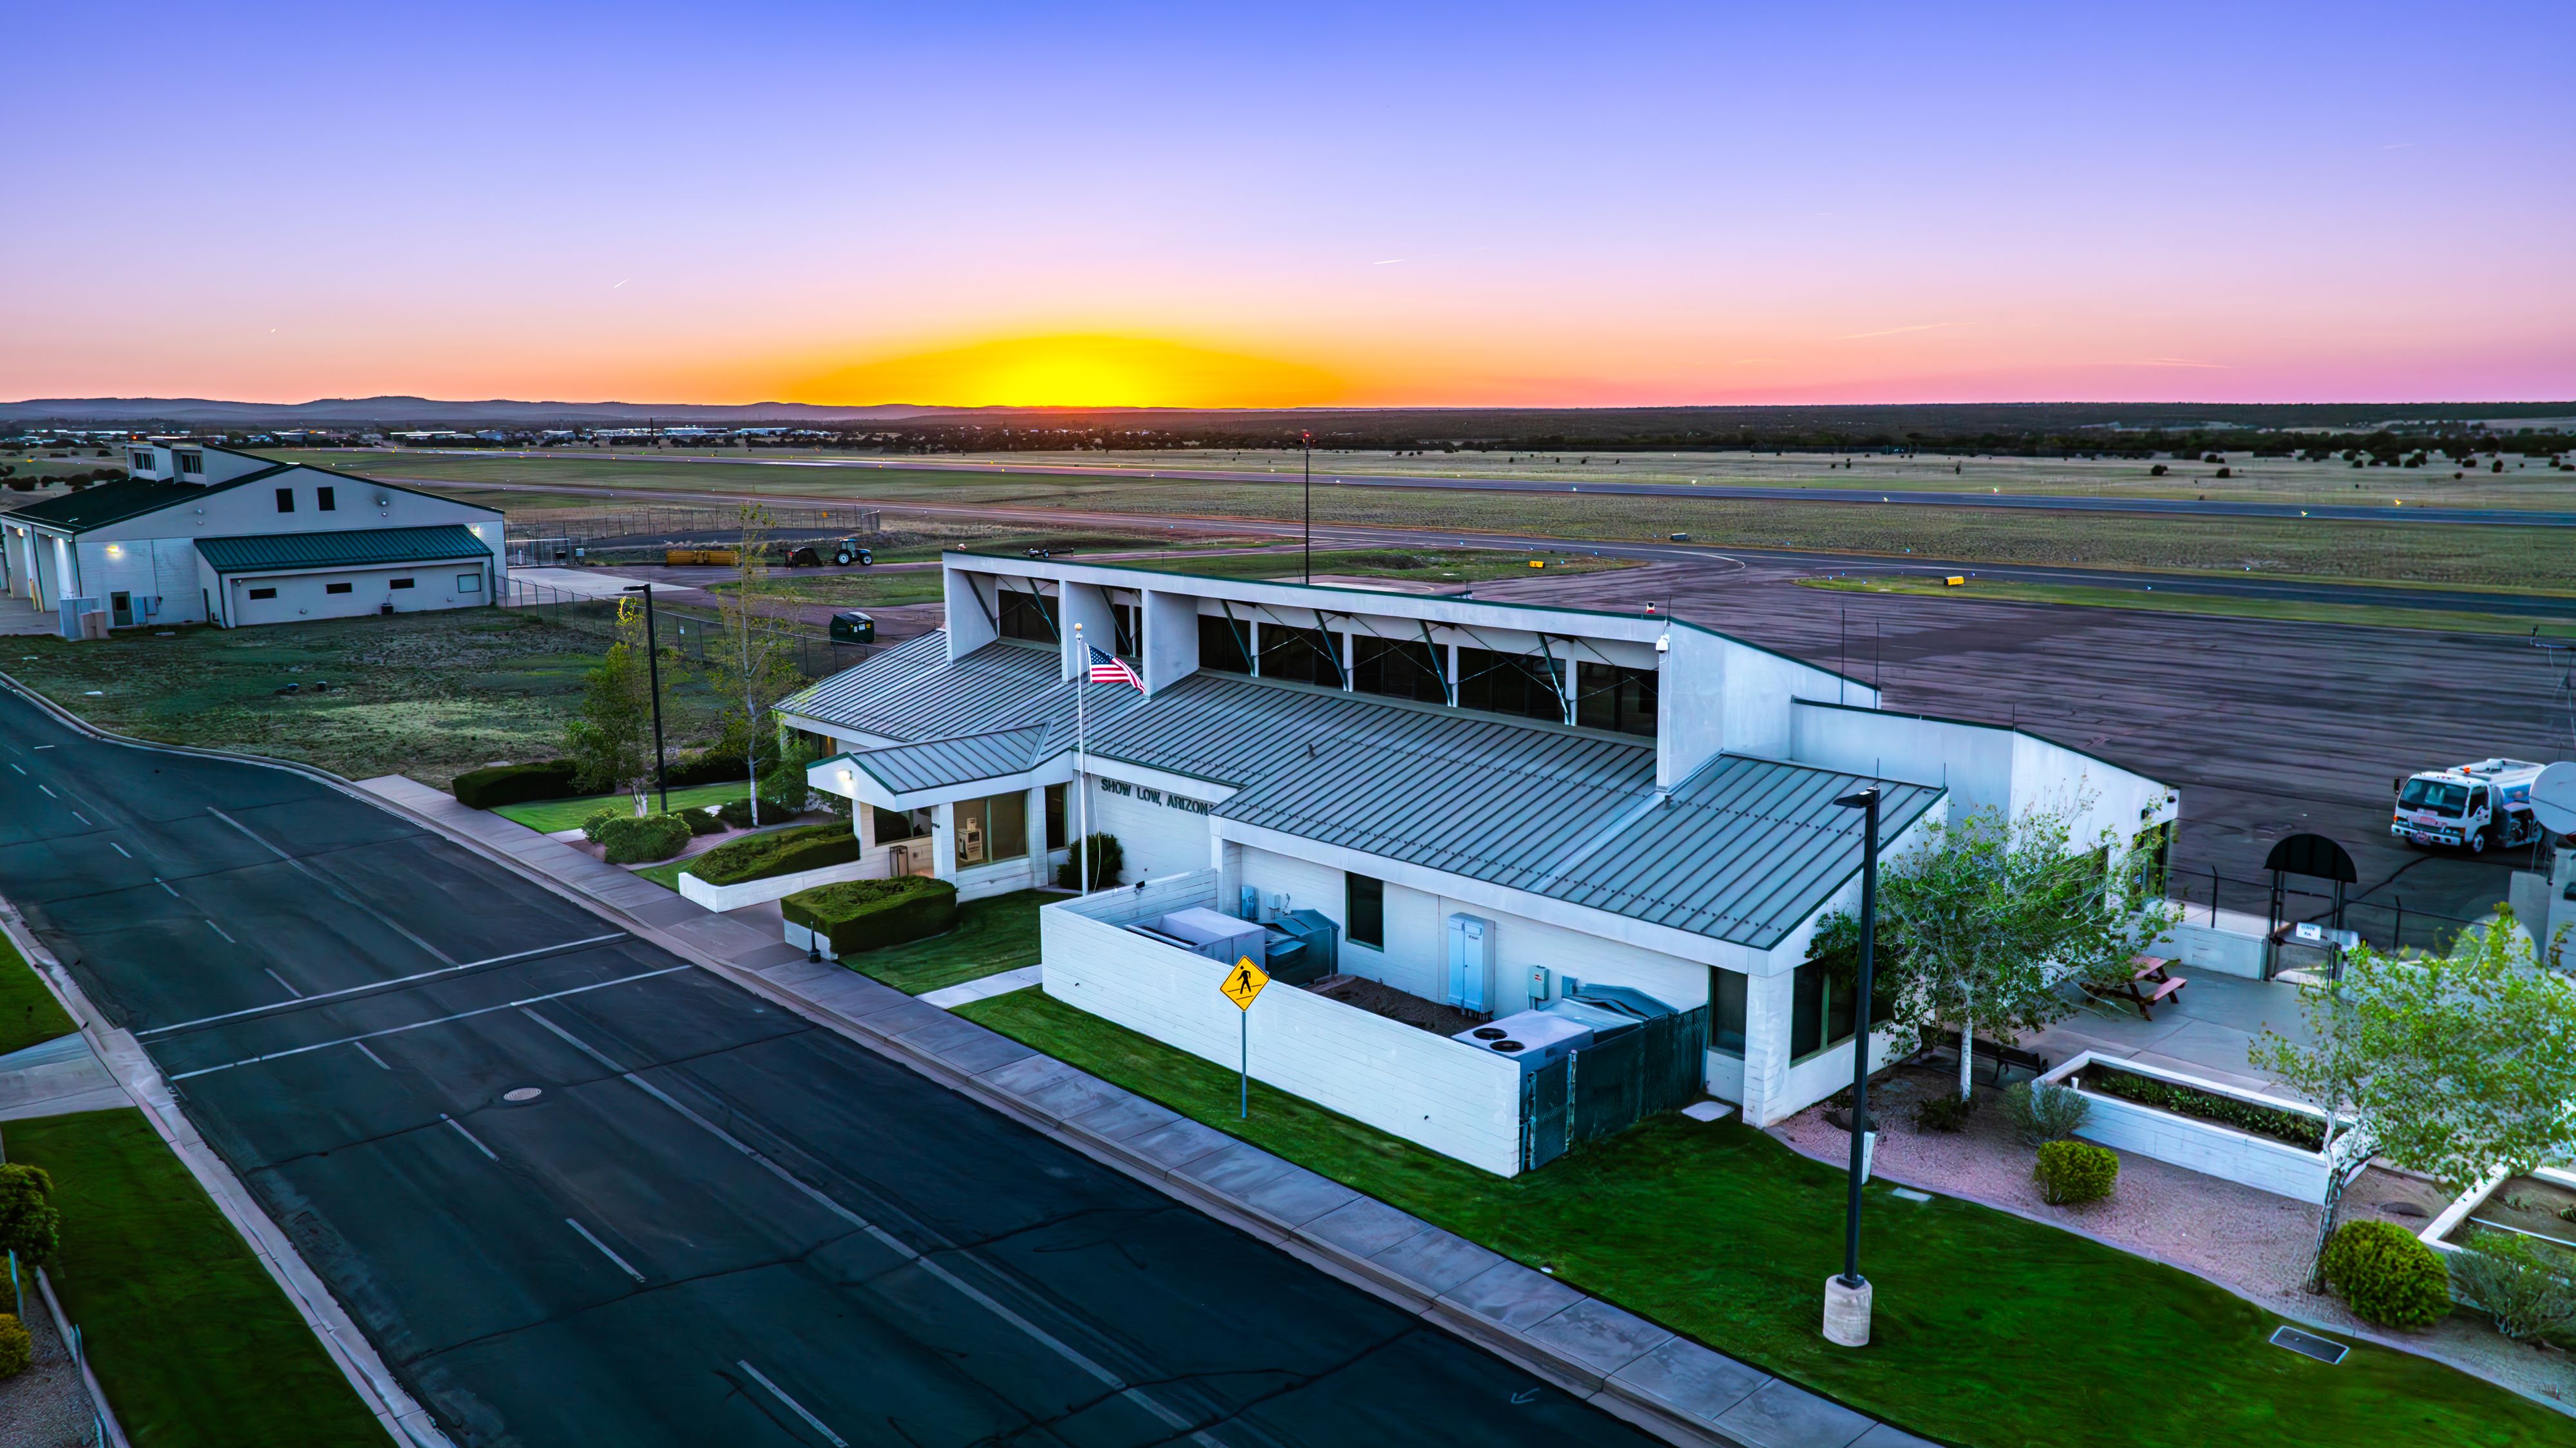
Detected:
left=1220, top=957, right=1269, bottom=1118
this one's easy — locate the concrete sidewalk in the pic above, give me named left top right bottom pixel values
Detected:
left=360, top=776, right=1933, bottom=1448
left=0, top=1033, right=128, bottom=1121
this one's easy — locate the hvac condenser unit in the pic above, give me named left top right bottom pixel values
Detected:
left=1445, top=913, right=1493, bottom=1013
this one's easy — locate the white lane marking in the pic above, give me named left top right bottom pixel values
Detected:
left=139, top=933, right=624, bottom=1036
left=68, top=812, right=88, bottom=826
left=6, top=765, right=21, bottom=775
left=263, top=967, right=303, bottom=999
left=30, top=745, right=50, bottom=750
left=109, top=842, right=130, bottom=858
left=737, top=1361, right=846, bottom=1447
left=207, top=806, right=459, bottom=966
left=352, top=1040, right=391, bottom=1071
left=36, top=785, right=53, bottom=797
left=205, top=919, right=235, bottom=944
left=155, top=878, right=180, bottom=897
left=519, top=1009, right=1224, bottom=1445
left=166, top=966, right=687, bottom=1080
left=441, top=1113, right=498, bottom=1162
left=569, top=1219, right=647, bottom=1284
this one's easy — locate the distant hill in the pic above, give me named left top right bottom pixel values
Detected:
left=0, top=395, right=958, bottom=426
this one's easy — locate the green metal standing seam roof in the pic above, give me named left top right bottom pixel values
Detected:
left=194, top=524, right=493, bottom=575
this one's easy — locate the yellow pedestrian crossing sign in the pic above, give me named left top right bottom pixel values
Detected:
left=1220, top=957, right=1269, bottom=1010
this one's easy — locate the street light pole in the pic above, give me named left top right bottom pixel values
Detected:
left=1302, top=430, right=1312, bottom=585
left=623, top=583, right=670, bottom=814
left=1825, top=784, right=1882, bottom=1348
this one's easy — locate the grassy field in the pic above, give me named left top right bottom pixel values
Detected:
left=956, top=989, right=2564, bottom=1448
left=0, top=931, right=77, bottom=1056
left=1039, top=544, right=1638, bottom=586
left=270, top=450, right=2576, bottom=591
left=1, top=611, right=725, bottom=790
left=705, top=570, right=951, bottom=607
left=840, top=889, right=1044, bottom=994
left=493, top=780, right=748, bottom=833
left=1, top=1109, right=392, bottom=1447
left=1798, top=575, right=2576, bottom=636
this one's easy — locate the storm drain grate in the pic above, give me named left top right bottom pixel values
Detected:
left=2268, top=1326, right=2349, bottom=1365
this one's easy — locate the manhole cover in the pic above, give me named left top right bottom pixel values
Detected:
left=503, top=1087, right=544, bottom=1103
left=2268, top=1326, right=2348, bottom=1365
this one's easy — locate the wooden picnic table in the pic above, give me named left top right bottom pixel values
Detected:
left=2086, top=957, right=2186, bottom=1020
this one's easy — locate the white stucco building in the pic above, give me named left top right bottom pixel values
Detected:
left=782, top=551, right=2177, bottom=1129
left=1, top=444, right=504, bottom=631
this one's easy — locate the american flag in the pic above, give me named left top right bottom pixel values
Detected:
left=1087, top=645, right=1143, bottom=691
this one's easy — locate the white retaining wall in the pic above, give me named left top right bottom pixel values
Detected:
left=2040, top=1051, right=2345, bottom=1201
left=2158, top=921, right=2268, bottom=979
left=677, top=858, right=878, bottom=913
left=1041, top=871, right=1530, bottom=1176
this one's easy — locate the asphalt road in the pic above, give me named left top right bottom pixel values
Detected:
left=0, top=689, right=1653, bottom=1448
left=409, top=449, right=2576, bottom=528
left=421, top=474, right=2575, bottom=621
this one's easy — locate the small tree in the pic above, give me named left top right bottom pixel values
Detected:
left=1868, top=800, right=2174, bottom=1102
left=704, top=504, right=803, bottom=826
left=2259, top=906, right=2576, bottom=1288
left=0, top=1164, right=59, bottom=1268
left=564, top=598, right=658, bottom=815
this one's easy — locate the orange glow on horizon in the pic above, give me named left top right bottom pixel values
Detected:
left=790, top=334, right=1347, bottom=409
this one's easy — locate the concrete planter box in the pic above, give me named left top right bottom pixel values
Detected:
left=678, top=857, right=878, bottom=913
left=2038, top=1051, right=2351, bottom=1203
left=2421, top=1165, right=2576, bottom=1255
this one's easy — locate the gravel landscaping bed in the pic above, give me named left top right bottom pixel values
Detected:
left=1771, top=1063, right=2575, bottom=1411
left=0, top=1283, right=102, bottom=1448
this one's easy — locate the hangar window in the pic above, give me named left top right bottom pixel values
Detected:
left=176, top=451, right=204, bottom=475
left=1455, top=647, right=1565, bottom=723
left=247, top=587, right=277, bottom=600
left=1351, top=636, right=1445, bottom=703
left=1575, top=661, right=1658, bottom=738
left=389, top=578, right=415, bottom=589
left=1112, top=601, right=1141, bottom=660
left=275, top=488, right=295, bottom=513
left=456, top=573, right=482, bottom=593
left=996, top=584, right=1057, bottom=643
left=325, top=582, right=352, bottom=595
left=1258, top=624, right=1340, bottom=685
left=1197, top=613, right=1251, bottom=674
left=317, top=486, right=337, bottom=511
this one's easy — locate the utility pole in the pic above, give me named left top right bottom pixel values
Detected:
left=1302, top=430, right=1313, bottom=584
left=623, top=584, right=670, bottom=813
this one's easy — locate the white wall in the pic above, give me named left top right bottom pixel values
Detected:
left=1042, top=873, right=1530, bottom=1176
left=1058, top=582, right=1117, bottom=681
left=2039, top=1052, right=2340, bottom=1202
left=1141, top=588, right=1199, bottom=694
left=222, top=562, right=487, bottom=626
left=1080, top=774, right=1215, bottom=886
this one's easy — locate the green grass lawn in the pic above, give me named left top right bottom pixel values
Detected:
left=1, top=1109, right=391, bottom=1447
left=493, top=780, right=747, bottom=833
left=842, top=889, right=1044, bottom=994
left=1797, top=575, right=2576, bottom=636
left=1030, top=545, right=1637, bottom=586
left=0, top=932, right=77, bottom=1056
left=954, top=989, right=2569, bottom=1448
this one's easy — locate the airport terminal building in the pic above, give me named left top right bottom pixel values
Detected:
left=784, top=551, right=2177, bottom=1128
left=1, top=444, right=506, bottom=631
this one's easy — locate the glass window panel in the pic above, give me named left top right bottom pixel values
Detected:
left=1710, top=968, right=1747, bottom=1056
left=1345, top=872, right=1385, bottom=948
left=1197, top=614, right=1251, bottom=674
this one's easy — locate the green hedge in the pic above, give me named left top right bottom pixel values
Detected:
left=664, top=749, right=762, bottom=788
left=2322, top=1220, right=2452, bottom=1328
left=686, top=823, right=859, bottom=887
left=784, top=877, right=958, bottom=956
left=451, top=759, right=581, bottom=809
left=596, top=813, right=694, bottom=864
left=2033, top=1140, right=2119, bottom=1205
left=2083, top=1067, right=2325, bottom=1150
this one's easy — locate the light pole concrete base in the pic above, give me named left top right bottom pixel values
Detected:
left=1823, top=1275, right=1873, bottom=1347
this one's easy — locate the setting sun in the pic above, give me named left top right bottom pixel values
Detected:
left=792, top=334, right=1345, bottom=409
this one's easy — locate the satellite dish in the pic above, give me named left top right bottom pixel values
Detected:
left=2534, top=761, right=2576, bottom=837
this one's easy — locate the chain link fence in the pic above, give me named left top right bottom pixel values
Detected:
left=497, top=578, right=866, bottom=679
left=2170, top=865, right=2498, bottom=957
left=504, top=505, right=880, bottom=565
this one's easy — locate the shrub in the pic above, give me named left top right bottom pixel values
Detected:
left=2033, top=1140, right=2119, bottom=1205
left=581, top=807, right=625, bottom=843
left=1912, top=1092, right=1977, bottom=1134
left=2083, top=1067, right=2325, bottom=1150
left=0, top=1164, right=57, bottom=1266
left=662, top=749, right=758, bottom=788
left=686, top=824, right=858, bottom=887
left=1057, top=833, right=1122, bottom=890
left=2448, top=1232, right=2576, bottom=1342
left=594, top=813, right=693, bottom=864
left=2003, top=1081, right=2091, bottom=1147
left=2321, top=1220, right=2452, bottom=1328
left=716, top=795, right=806, bottom=830
left=0, top=1314, right=28, bottom=1379
left=682, top=806, right=728, bottom=836
left=451, top=758, right=583, bottom=810
left=784, top=876, right=958, bottom=956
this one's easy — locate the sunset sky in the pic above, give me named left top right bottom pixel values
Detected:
left=8, top=1, right=2571, bottom=409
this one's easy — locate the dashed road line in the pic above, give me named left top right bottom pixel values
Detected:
left=264, top=967, right=303, bottom=999
left=140, top=933, right=624, bottom=1037
left=569, top=1219, right=647, bottom=1284
left=166, top=966, right=687, bottom=1081
left=205, top=919, right=236, bottom=944
left=737, top=1362, right=846, bottom=1447
left=352, top=1040, right=391, bottom=1071
left=441, top=1114, right=498, bottom=1162
left=108, top=842, right=130, bottom=858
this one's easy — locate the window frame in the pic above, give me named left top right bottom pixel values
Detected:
left=324, top=581, right=353, bottom=595
left=274, top=488, right=295, bottom=513
left=1344, top=872, right=1386, bottom=949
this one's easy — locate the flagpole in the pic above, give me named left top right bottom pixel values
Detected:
left=1075, top=623, right=1090, bottom=895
